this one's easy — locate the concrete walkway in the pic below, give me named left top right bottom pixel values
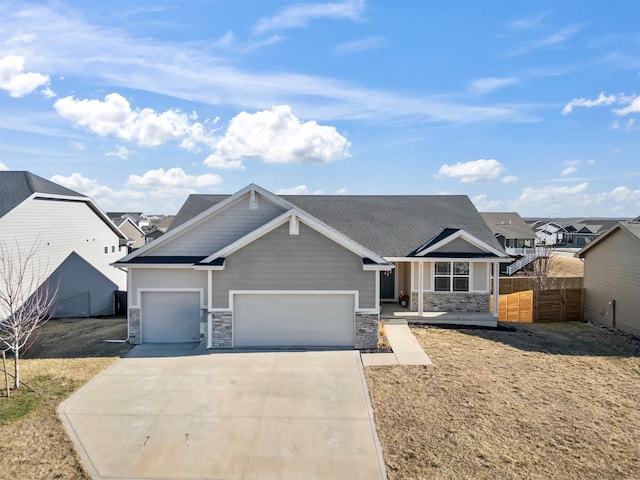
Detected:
left=361, top=322, right=432, bottom=366
left=59, top=345, right=387, bottom=480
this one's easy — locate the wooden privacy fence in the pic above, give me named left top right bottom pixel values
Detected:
left=491, top=288, right=583, bottom=323
left=499, top=276, right=583, bottom=294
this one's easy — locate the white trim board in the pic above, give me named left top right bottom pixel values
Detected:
left=117, top=184, right=292, bottom=263
left=133, top=287, right=206, bottom=309
left=414, top=229, right=509, bottom=259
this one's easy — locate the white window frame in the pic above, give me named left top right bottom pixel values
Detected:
left=434, top=261, right=470, bottom=292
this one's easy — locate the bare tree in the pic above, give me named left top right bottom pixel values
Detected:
left=528, top=244, right=561, bottom=291
left=0, top=240, right=57, bottom=390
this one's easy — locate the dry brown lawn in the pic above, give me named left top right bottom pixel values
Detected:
left=365, top=322, right=640, bottom=480
left=0, top=317, right=131, bottom=479
left=549, top=254, right=584, bottom=277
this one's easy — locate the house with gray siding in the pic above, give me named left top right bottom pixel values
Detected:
left=107, top=213, right=147, bottom=249
left=480, top=212, right=536, bottom=254
left=0, top=171, right=127, bottom=318
left=577, top=220, right=640, bottom=336
left=114, top=184, right=510, bottom=349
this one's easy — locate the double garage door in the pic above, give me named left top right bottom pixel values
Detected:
left=234, top=293, right=355, bottom=347
left=141, top=291, right=355, bottom=347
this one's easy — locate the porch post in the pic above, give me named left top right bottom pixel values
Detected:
left=418, top=261, right=424, bottom=316
left=375, top=270, right=380, bottom=313
left=492, top=262, right=499, bottom=318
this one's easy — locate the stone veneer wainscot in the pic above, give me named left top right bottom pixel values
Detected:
left=355, top=312, right=379, bottom=349
left=411, top=292, right=489, bottom=312
left=128, top=308, right=141, bottom=344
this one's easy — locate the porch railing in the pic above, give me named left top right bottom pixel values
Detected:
left=506, top=248, right=543, bottom=276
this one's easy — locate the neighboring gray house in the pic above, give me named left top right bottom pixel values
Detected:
left=481, top=212, right=538, bottom=275
left=114, top=184, right=510, bottom=349
left=480, top=212, right=536, bottom=254
left=563, top=219, right=618, bottom=247
left=577, top=220, right=640, bottom=336
left=0, top=171, right=127, bottom=317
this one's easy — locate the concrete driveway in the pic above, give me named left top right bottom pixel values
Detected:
left=59, top=344, right=387, bottom=480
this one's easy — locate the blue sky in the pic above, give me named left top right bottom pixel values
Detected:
left=1, top=0, right=638, bottom=217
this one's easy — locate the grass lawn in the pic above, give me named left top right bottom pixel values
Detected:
left=0, top=317, right=132, bottom=479
left=549, top=254, right=583, bottom=277
left=365, top=322, right=640, bottom=480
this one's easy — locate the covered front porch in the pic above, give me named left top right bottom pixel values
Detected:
left=378, top=258, right=502, bottom=328
left=380, top=302, right=497, bottom=327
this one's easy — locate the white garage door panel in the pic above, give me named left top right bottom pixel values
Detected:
left=141, top=292, right=201, bottom=343
left=234, top=294, right=354, bottom=347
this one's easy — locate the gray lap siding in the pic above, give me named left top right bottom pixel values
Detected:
left=211, top=223, right=376, bottom=309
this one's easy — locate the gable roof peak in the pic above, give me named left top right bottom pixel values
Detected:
left=0, top=170, right=86, bottom=218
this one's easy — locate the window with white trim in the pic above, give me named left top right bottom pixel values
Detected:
left=434, top=261, right=469, bottom=292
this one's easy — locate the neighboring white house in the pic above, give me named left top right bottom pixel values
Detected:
left=577, top=220, right=640, bottom=337
left=534, top=221, right=566, bottom=245
left=0, top=171, right=128, bottom=317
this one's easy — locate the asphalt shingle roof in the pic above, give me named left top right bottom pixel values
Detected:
left=480, top=212, right=536, bottom=240
left=0, top=171, right=85, bottom=218
left=169, top=193, right=503, bottom=258
left=283, top=195, right=503, bottom=257
left=169, top=194, right=228, bottom=231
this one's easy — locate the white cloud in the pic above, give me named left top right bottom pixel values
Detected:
left=471, top=194, right=503, bottom=211
left=202, top=154, right=246, bottom=170
left=608, top=185, right=640, bottom=203
left=126, top=167, right=222, bottom=189
left=469, top=77, right=519, bottom=95
left=41, top=87, right=56, bottom=98
left=476, top=182, right=640, bottom=217
left=614, top=97, right=640, bottom=116
left=0, top=4, right=537, bottom=125
left=561, top=167, right=577, bottom=176
left=50, top=172, right=145, bottom=208
left=501, top=175, right=518, bottom=183
left=0, top=55, right=50, bottom=97
left=562, top=92, right=616, bottom=114
left=510, top=24, right=583, bottom=56
left=0, top=162, right=8, bottom=171
left=507, top=13, right=548, bottom=30
left=336, top=187, right=348, bottom=194
left=525, top=182, right=588, bottom=200
left=68, top=141, right=85, bottom=151
left=106, top=146, right=131, bottom=160
left=564, top=160, right=580, bottom=166
left=588, top=159, right=596, bottom=164
left=212, top=30, right=283, bottom=53
left=437, top=159, right=505, bottom=183
left=54, top=93, right=218, bottom=150
left=277, top=185, right=324, bottom=195
left=205, top=106, right=350, bottom=169
left=563, top=92, right=639, bottom=116
left=335, top=36, right=386, bottom=54
left=253, top=0, right=364, bottom=34
left=512, top=183, right=640, bottom=216
left=51, top=170, right=223, bottom=213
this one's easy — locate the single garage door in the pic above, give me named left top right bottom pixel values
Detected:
left=141, top=292, right=201, bottom=343
left=234, top=293, right=355, bottom=347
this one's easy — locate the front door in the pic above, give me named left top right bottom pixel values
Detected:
left=380, top=269, right=395, bottom=300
